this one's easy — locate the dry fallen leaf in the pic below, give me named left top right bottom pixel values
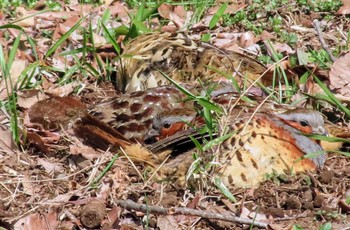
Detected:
left=22, top=173, right=34, bottom=195
left=17, top=90, right=48, bottom=109
left=0, top=127, right=16, bottom=155
left=69, top=141, right=102, bottom=160
left=158, top=4, right=172, bottom=19
left=14, top=212, right=59, bottom=230
left=37, top=158, right=64, bottom=175
left=329, top=52, right=350, bottom=97
left=45, top=81, right=80, bottom=97
left=157, top=215, right=179, bottom=230
left=0, top=59, right=27, bottom=100
left=336, top=0, right=350, bottom=14
left=14, top=7, right=35, bottom=27
left=158, top=4, right=187, bottom=28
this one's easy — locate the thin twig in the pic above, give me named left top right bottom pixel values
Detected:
left=313, top=19, right=336, bottom=62
left=115, top=199, right=268, bottom=228
left=274, top=211, right=308, bottom=221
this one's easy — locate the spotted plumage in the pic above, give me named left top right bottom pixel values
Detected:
left=90, top=85, right=191, bottom=142
left=117, top=32, right=268, bottom=93
left=90, top=82, right=236, bottom=142
left=146, top=106, right=327, bottom=188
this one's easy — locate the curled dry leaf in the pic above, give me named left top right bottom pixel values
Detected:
left=14, top=7, right=35, bottom=27
left=272, top=42, right=295, bottom=54
left=22, top=174, right=34, bottom=195
left=157, top=215, right=179, bottom=230
left=329, top=52, right=350, bottom=97
left=110, top=1, right=130, bottom=23
left=17, top=90, right=48, bottom=109
left=45, top=81, right=80, bottom=97
left=14, top=212, right=59, bottom=230
left=52, top=16, right=82, bottom=42
left=158, top=4, right=172, bottom=19
left=158, top=4, right=187, bottom=28
left=336, top=0, right=350, bottom=14
left=69, top=142, right=102, bottom=160
left=239, top=31, right=256, bottom=48
left=0, top=127, right=16, bottom=155
left=0, top=59, right=27, bottom=100
left=26, top=131, right=61, bottom=154
left=37, top=158, right=64, bottom=175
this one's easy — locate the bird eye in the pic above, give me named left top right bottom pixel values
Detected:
left=163, top=122, right=171, bottom=129
left=300, top=120, right=309, bottom=127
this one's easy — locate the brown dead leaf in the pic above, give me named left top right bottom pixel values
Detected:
left=213, top=38, right=237, bottom=49
left=110, top=2, right=130, bottom=22
left=14, top=7, right=35, bottom=27
left=258, top=30, right=276, bottom=41
left=46, top=81, right=80, bottom=97
left=157, top=215, right=179, bottom=230
left=240, top=207, right=270, bottom=223
left=186, top=193, right=201, bottom=209
left=336, top=0, right=350, bottom=14
left=0, top=59, right=27, bottom=100
left=17, top=90, right=48, bottom=109
left=170, top=7, right=187, bottom=28
left=208, top=3, right=246, bottom=14
left=0, top=127, right=16, bottom=155
left=52, top=16, right=81, bottom=42
left=103, top=206, right=122, bottom=229
left=92, top=32, right=107, bottom=46
left=46, top=191, right=79, bottom=204
left=22, top=173, right=34, bottom=195
left=272, top=42, right=295, bottom=54
left=161, top=25, right=178, bottom=32
left=213, top=32, right=259, bottom=52
left=36, top=11, right=79, bottom=22
left=158, top=4, right=187, bottom=28
left=329, top=52, right=350, bottom=97
left=37, top=158, right=64, bottom=175
left=158, top=4, right=172, bottom=19
left=26, top=131, right=61, bottom=154
left=239, top=31, right=256, bottom=48
left=69, top=141, right=102, bottom=160
left=14, top=212, right=59, bottom=230
left=174, top=6, right=187, bottom=19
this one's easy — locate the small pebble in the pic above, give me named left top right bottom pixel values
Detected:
left=314, top=194, right=324, bottom=208
left=319, top=169, right=334, bottom=184
left=284, top=196, right=302, bottom=209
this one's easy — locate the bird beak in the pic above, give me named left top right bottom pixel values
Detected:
left=144, top=128, right=160, bottom=145
left=315, top=126, right=328, bottom=136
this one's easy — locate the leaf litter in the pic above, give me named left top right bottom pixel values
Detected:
left=1, top=0, right=350, bottom=229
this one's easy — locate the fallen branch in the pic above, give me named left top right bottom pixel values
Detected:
left=313, top=19, right=336, bottom=62
left=115, top=199, right=268, bottom=228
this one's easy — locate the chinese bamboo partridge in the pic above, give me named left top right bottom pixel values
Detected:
left=90, top=82, right=234, bottom=142
left=146, top=106, right=327, bottom=188
left=117, top=32, right=268, bottom=93
left=27, top=86, right=327, bottom=188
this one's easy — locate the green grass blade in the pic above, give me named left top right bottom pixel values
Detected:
left=0, top=33, right=21, bottom=144
left=332, top=151, right=350, bottom=157
left=186, top=157, right=202, bottom=181
left=189, top=136, right=204, bottom=152
left=102, top=23, right=121, bottom=54
left=313, top=75, right=350, bottom=117
left=202, top=132, right=235, bottom=151
left=209, top=3, right=227, bottom=29
left=305, top=133, right=350, bottom=143
left=158, top=70, right=222, bottom=112
left=45, top=16, right=86, bottom=58
left=214, top=177, right=237, bottom=203
left=91, top=154, right=119, bottom=188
